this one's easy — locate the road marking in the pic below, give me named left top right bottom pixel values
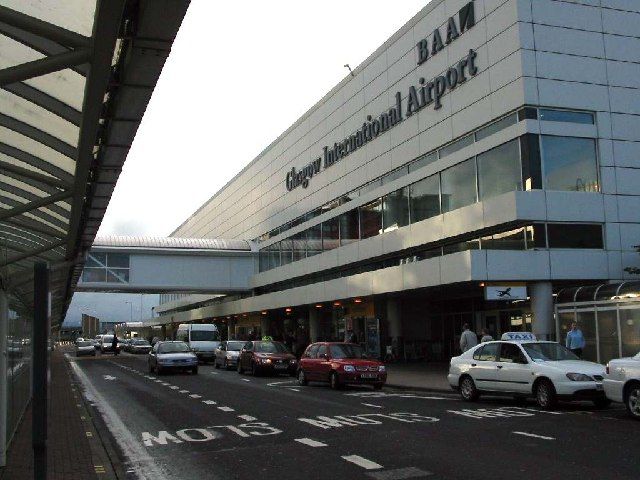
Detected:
left=288, top=388, right=301, bottom=392
left=103, top=375, right=117, bottom=381
left=238, top=415, right=257, bottom=421
left=514, top=407, right=563, bottom=415
left=179, top=390, right=189, bottom=394
left=161, top=382, right=169, bottom=386
left=342, top=455, right=382, bottom=470
left=210, top=372, right=219, bottom=375
left=242, top=379, right=251, bottom=382
left=366, top=466, right=433, bottom=479
left=154, top=380, right=162, bottom=383
left=170, top=386, right=179, bottom=390
left=513, top=431, right=555, bottom=441
left=218, top=406, right=235, bottom=412
left=202, top=400, right=217, bottom=405
left=86, top=431, right=93, bottom=437
left=267, top=380, right=296, bottom=387
left=189, top=394, right=202, bottom=399
left=295, top=438, right=327, bottom=447
left=363, top=403, right=383, bottom=408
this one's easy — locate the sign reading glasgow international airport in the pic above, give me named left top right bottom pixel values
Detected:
left=285, top=2, right=477, bottom=192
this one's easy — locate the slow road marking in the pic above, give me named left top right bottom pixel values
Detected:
left=295, top=438, right=327, bottom=447
left=189, top=394, right=202, bottom=399
left=513, top=431, right=555, bottom=441
left=238, top=415, right=257, bottom=421
left=342, top=455, right=382, bottom=470
left=218, top=406, right=234, bottom=412
left=202, top=400, right=217, bottom=405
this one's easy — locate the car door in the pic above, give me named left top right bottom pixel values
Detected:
left=469, top=343, right=500, bottom=391
left=300, top=344, right=320, bottom=380
left=316, top=344, right=332, bottom=382
left=216, top=342, right=226, bottom=366
left=495, top=343, right=533, bottom=394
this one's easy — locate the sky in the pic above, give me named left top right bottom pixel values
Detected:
left=97, top=0, right=428, bottom=238
left=67, top=1, right=429, bottom=326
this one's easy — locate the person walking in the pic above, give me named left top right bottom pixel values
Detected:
left=459, top=323, right=478, bottom=353
left=112, top=334, right=119, bottom=356
left=566, top=322, right=586, bottom=357
left=480, top=328, right=493, bottom=343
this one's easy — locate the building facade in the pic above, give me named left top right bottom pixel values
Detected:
left=165, top=0, right=640, bottom=362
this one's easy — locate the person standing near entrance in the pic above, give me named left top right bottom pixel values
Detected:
left=566, top=322, right=586, bottom=357
left=480, top=328, right=493, bottom=343
left=459, top=324, right=478, bottom=353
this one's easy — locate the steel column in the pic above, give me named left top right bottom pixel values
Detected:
left=32, top=262, right=49, bottom=480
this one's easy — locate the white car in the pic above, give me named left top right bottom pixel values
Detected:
left=448, top=332, right=609, bottom=409
left=603, top=352, right=640, bottom=420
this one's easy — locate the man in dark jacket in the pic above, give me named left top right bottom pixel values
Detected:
left=112, top=335, right=119, bottom=356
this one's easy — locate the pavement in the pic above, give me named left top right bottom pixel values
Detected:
left=54, top=350, right=640, bottom=480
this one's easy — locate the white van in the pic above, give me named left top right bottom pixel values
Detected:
left=175, top=324, right=220, bottom=363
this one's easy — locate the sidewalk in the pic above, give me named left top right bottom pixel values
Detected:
left=0, top=348, right=119, bottom=480
left=385, top=362, right=452, bottom=392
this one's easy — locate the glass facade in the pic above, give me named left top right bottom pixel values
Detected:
left=541, top=136, right=598, bottom=192
left=441, top=158, right=477, bottom=213
left=81, top=252, right=131, bottom=283
left=382, top=187, right=409, bottom=232
left=477, top=139, right=522, bottom=200
left=409, top=175, right=440, bottom=223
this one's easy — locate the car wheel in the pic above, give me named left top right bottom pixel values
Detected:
left=297, top=369, right=308, bottom=386
left=535, top=379, right=557, bottom=409
left=460, top=376, right=479, bottom=402
left=237, top=361, right=244, bottom=374
left=593, top=398, right=612, bottom=409
left=624, top=382, right=640, bottom=420
left=251, top=362, right=261, bottom=377
left=330, top=371, right=342, bottom=390
left=192, top=366, right=198, bottom=375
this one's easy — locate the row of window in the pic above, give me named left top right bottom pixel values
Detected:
left=259, top=133, right=599, bottom=272
left=82, top=252, right=130, bottom=283
left=257, top=107, right=596, bottom=243
left=257, top=223, right=604, bottom=294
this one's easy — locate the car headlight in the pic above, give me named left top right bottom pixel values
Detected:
left=290, top=359, right=297, bottom=363
left=566, top=372, right=594, bottom=382
left=343, top=365, right=355, bottom=372
left=262, top=358, right=272, bottom=364
left=378, top=365, right=386, bottom=372
left=226, top=354, right=234, bottom=359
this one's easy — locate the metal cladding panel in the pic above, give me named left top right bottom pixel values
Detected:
left=92, top=235, right=251, bottom=251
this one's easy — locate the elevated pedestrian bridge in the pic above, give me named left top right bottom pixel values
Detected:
left=76, top=236, right=255, bottom=294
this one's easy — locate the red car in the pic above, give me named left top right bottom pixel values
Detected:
left=237, top=341, right=297, bottom=376
left=297, top=342, right=386, bottom=390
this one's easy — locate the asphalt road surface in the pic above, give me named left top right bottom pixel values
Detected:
left=68, top=351, right=639, bottom=480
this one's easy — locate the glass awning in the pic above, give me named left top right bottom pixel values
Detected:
left=0, top=0, right=190, bottom=324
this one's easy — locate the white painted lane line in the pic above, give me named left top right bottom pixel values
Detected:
left=288, top=388, right=300, bottom=392
left=362, top=403, right=383, bottom=408
left=295, top=438, right=327, bottom=447
left=210, top=372, right=219, bottom=375
left=202, top=400, right=217, bottom=405
left=161, top=383, right=169, bottom=386
left=189, top=394, right=202, bottom=399
left=513, top=431, right=555, bottom=441
left=366, top=466, right=433, bottom=479
left=169, top=386, right=179, bottom=390
left=178, top=390, right=189, bottom=394
left=342, top=455, right=383, bottom=470
left=238, top=415, right=257, bottom=421
left=242, top=379, right=251, bottom=382
left=515, top=407, right=563, bottom=415
left=154, top=380, right=162, bottom=383
left=218, top=406, right=235, bottom=412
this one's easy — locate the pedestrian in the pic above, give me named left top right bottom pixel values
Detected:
left=112, top=335, right=119, bottom=356
left=480, top=328, right=493, bottom=343
left=459, top=323, right=478, bottom=353
left=345, top=329, right=358, bottom=344
left=565, top=322, right=586, bottom=357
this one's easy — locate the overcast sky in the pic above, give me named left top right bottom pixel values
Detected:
left=97, top=0, right=427, bottom=238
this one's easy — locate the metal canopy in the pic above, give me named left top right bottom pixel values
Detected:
left=0, top=0, right=190, bottom=325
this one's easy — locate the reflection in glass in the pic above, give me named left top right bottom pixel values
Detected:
left=440, top=158, right=477, bottom=213
left=409, top=152, right=437, bottom=172
left=525, top=224, right=547, bottom=249
left=322, top=217, right=339, bottom=251
left=520, top=134, right=542, bottom=190
left=475, top=113, right=517, bottom=141
left=359, top=199, right=382, bottom=239
left=85, top=252, right=106, bottom=267
left=477, top=139, right=522, bottom=200
left=439, top=134, right=473, bottom=158
left=382, top=187, right=409, bottom=232
left=546, top=224, right=603, bottom=249
left=409, top=175, right=440, bottom=223
left=106, top=253, right=129, bottom=268
left=620, top=308, right=640, bottom=357
left=539, top=109, right=594, bottom=124
left=481, top=228, right=526, bottom=250
left=541, top=136, right=598, bottom=192
left=306, top=224, right=322, bottom=257
left=280, top=239, right=293, bottom=265
left=292, top=231, right=306, bottom=262
left=268, top=243, right=280, bottom=269
left=339, top=209, right=359, bottom=246
left=82, top=268, right=106, bottom=282
left=597, top=310, right=620, bottom=364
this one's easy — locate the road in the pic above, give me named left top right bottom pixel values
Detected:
left=68, top=352, right=639, bottom=480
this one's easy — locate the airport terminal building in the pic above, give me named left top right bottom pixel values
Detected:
left=163, top=0, right=640, bottom=362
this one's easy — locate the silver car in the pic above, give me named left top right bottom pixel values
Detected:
left=148, top=341, right=198, bottom=375
left=75, top=340, right=96, bottom=357
left=214, top=340, right=245, bottom=370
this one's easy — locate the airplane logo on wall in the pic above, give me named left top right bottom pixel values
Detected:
left=497, top=287, right=512, bottom=297
left=485, top=286, right=527, bottom=301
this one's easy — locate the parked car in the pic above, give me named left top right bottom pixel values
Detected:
left=448, top=332, right=609, bottom=409
left=92, top=335, right=103, bottom=348
left=127, top=338, right=152, bottom=354
left=297, top=342, right=386, bottom=390
left=148, top=341, right=198, bottom=375
left=75, top=340, right=96, bottom=357
left=176, top=324, right=220, bottom=363
left=99, top=335, right=121, bottom=354
left=214, top=340, right=244, bottom=370
left=604, top=352, right=640, bottom=420
left=237, top=341, right=297, bottom=376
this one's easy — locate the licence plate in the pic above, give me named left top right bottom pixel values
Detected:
left=274, top=364, right=287, bottom=369
left=361, top=373, right=377, bottom=379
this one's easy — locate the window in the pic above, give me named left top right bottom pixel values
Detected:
left=518, top=107, right=538, bottom=121
left=546, top=224, right=603, bottom=249
left=305, top=344, right=320, bottom=358
left=360, top=179, right=382, bottom=196
left=442, top=239, right=479, bottom=255
left=339, top=209, right=359, bottom=246
left=317, top=345, right=327, bottom=358
left=268, top=243, right=281, bottom=269
left=440, top=158, right=477, bottom=213
left=409, top=152, right=437, bottom=172
left=473, top=343, right=499, bottom=361
left=85, top=252, right=106, bottom=267
left=381, top=166, right=407, bottom=185
left=280, top=239, right=293, bottom=265
left=292, top=231, right=306, bottom=262
left=439, top=134, right=474, bottom=158
left=306, top=224, right=322, bottom=257
left=481, top=228, right=526, bottom=250
left=259, top=248, right=269, bottom=272
left=541, top=136, right=598, bottom=192
left=359, top=199, right=382, bottom=239
left=382, top=187, right=409, bottom=232
left=499, top=343, right=527, bottom=363
left=525, top=224, right=547, bottom=249
left=409, top=175, right=440, bottom=223
left=322, top=217, right=339, bottom=251
left=539, top=109, right=594, bottom=125
left=82, top=252, right=130, bottom=283
left=475, top=113, right=517, bottom=142
left=477, top=139, right=522, bottom=200
left=520, top=134, right=542, bottom=190
left=82, top=268, right=106, bottom=282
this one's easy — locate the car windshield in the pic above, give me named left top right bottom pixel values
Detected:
left=329, top=344, right=366, bottom=359
left=226, top=341, right=244, bottom=351
left=102, top=335, right=114, bottom=343
left=158, top=342, right=191, bottom=354
left=523, top=342, right=580, bottom=361
left=132, top=340, right=150, bottom=346
left=77, top=341, right=93, bottom=347
left=190, top=330, right=220, bottom=341
left=254, top=342, right=289, bottom=353
left=634, top=352, right=640, bottom=360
